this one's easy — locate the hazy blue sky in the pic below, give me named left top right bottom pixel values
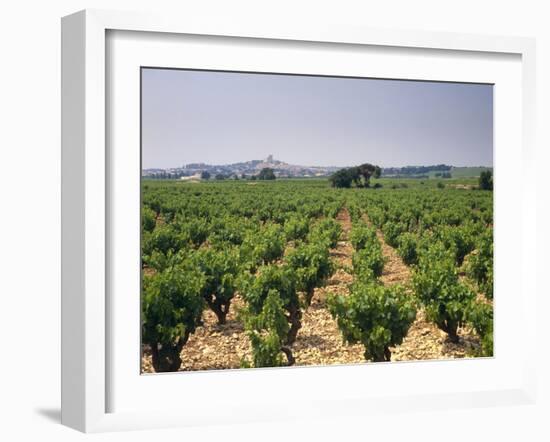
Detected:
left=141, top=68, right=493, bottom=169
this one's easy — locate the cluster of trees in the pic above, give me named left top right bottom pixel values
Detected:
left=329, top=163, right=381, bottom=188
left=146, top=171, right=186, bottom=180
left=383, top=164, right=451, bottom=176
left=479, top=170, right=493, bottom=191
left=257, top=167, right=276, bottom=180
left=201, top=167, right=276, bottom=181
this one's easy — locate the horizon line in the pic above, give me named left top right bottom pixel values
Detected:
left=142, top=159, right=494, bottom=170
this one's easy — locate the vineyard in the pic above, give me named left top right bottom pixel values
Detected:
left=141, top=178, right=493, bottom=373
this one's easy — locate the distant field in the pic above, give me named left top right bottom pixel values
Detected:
left=449, top=167, right=492, bottom=178
left=423, top=166, right=491, bottom=179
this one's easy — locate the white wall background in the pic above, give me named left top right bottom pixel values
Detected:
left=0, top=1, right=547, bottom=440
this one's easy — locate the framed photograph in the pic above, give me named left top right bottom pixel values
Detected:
left=61, top=9, right=537, bottom=432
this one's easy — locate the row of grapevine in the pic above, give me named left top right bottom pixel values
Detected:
left=239, top=218, right=341, bottom=367
left=345, top=187, right=494, bottom=356
left=141, top=180, right=494, bottom=371
left=141, top=180, right=346, bottom=371
left=328, top=221, right=417, bottom=362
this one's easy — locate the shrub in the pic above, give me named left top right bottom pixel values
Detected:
left=397, top=232, right=419, bottom=266
left=352, top=247, right=385, bottom=278
left=284, top=215, right=310, bottom=242
left=142, top=249, right=186, bottom=272
left=175, top=217, right=209, bottom=247
left=286, top=242, right=334, bottom=306
left=433, top=225, right=476, bottom=266
left=307, top=218, right=342, bottom=248
left=328, top=279, right=417, bottom=362
left=142, top=224, right=189, bottom=256
left=367, top=206, right=386, bottom=227
left=467, top=301, right=493, bottom=356
left=240, top=223, right=285, bottom=271
left=242, top=290, right=293, bottom=367
left=468, top=228, right=493, bottom=299
left=142, top=206, right=157, bottom=233
left=208, top=216, right=248, bottom=247
left=350, top=223, right=378, bottom=251
left=412, top=243, right=475, bottom=342
left=191, top=248, right=240, bottom=324
left=480, top=267, right=494, bottom=300
left=323, top=201, right=342, bottom=218
left=382, top=221, right=406, bottom=247
left=239, top=264, right=301, bottom=344
left=142, top=267, right=205, bottom=372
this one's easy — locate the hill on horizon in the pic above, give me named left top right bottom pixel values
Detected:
left=142, top=155, right=492, bottom=179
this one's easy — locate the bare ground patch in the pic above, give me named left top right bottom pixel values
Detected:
left=293, top=208, right=364, bottom=365
left=142, top=294, right=252, bottom=373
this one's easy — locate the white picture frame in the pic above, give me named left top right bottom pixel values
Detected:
left=61, top=9, right=537, bottom=433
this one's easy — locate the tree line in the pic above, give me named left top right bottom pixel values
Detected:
left=202, top=167, right=276, bottom=181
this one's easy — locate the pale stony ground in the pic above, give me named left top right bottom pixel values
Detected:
left=142, top=208, right=481, bottom=373
left=292, top=208, right=365, bottom=366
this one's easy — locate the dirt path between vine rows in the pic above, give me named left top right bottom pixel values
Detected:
left=292, top=208, right=364, bottom=366
left=361, top=214, right=481, bottom=361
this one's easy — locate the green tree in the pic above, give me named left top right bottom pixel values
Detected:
left=330, top=164, right=380, bottom=188
left=200, top=170, right=211, bottom=180
left=479, top=170, right=493, bottom=190
left=329, top=167, right=360, bottom=188
left=258, top=168, right=276, bottom=180
left=357, top=163, right=381, bottom=188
